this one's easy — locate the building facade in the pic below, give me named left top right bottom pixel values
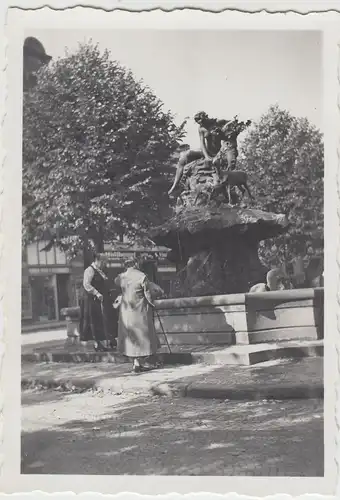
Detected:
left=21, top=241, right=177, bottom=326
left=22, top=241, right=83, bottom=324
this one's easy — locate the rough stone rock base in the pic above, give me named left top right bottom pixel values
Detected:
left=173, top=239, right=267, bottom=297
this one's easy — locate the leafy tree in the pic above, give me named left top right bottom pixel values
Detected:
left=239, top=105, right=323, bottom=268
left=23, top=42, right=186, bottom=260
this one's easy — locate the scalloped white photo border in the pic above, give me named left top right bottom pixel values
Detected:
left=1, top=4, right=339, bottom=498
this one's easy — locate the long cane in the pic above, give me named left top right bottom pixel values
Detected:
left=155, top=308, right=172, bottom=354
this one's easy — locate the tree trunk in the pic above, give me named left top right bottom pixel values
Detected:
left=83, top=233, right=92, bottom=270
left=95, top=225, right=105, bottom=253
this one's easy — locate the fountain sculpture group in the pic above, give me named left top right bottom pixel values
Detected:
left=61, top=112, right=322, bottom=351
left=151, top=112, right=289, bottom=297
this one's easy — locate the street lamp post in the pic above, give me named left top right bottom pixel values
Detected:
left=23, top=37, right=51, bottom=91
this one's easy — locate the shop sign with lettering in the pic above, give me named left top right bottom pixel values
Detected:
left=29, top=267, right=70, bottom=275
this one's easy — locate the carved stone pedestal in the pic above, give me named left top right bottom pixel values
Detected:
left=151, top=204, right=289, bottom=298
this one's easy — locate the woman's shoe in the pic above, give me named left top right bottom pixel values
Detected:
left=94, top=342, right=107, bottom=352
left=132, top=365, right=142, bottom=373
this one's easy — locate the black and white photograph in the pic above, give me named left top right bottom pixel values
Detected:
left=1, top=5, right=339, bottom=497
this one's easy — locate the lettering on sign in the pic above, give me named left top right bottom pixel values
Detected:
left=104, top=251, right=169, bottom=262
left=158, top=266, right=176, bottom=273
left=104, top=251, right=134, bottom=260
left=29, top=267, right=70, bottom=275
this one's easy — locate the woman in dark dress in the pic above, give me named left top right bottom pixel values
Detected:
left=79, top=253, right=118, bottom=351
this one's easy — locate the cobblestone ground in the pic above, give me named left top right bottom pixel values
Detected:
left=22, top=389, right=323, bottom=476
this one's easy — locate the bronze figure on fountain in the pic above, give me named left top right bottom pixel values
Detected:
left=168, top=111, right=252, bottom=207
left=168, top=111, right=221, bottom=195
left=151, top=109, right=289, bottom=298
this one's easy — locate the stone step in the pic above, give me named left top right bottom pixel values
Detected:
left=21, top=339, right=323, bottom=366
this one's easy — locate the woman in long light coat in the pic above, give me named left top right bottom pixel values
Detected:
left=114, top=258, right=161, bottom=372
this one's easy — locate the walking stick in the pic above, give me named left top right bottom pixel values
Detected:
left=154, top=307, right=172, bottom=354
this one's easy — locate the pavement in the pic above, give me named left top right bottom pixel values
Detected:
left=21, top=327, right=324, bottom=366
left=21, top=390, right=324, bottom=476
left=22, top=329, right=67, bottom=346
left=22, top=322, right=67, bottom=334
left=21, top=328, right=323, bottom=400
left=22, top=357, right=323, bottom=400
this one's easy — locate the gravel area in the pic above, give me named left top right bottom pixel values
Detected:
left=22, top=389, right=323, bottom=476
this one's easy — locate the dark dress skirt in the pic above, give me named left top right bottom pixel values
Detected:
left=79, top=266, right=118, bottom=342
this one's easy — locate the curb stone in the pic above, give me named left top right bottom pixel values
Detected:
left=21, top=351, right=194, bottom=365
left=150, top=382, right=324, bottom=400
left=184, top=383, right=324, bottom=400
left=22, top=376, right=324, bottom=400
left=21, top=344, right=323, bottom=366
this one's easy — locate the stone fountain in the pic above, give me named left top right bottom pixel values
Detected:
left=150, top=116, right=290, bottom=297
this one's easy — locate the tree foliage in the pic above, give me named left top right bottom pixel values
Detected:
left=23, top=42, right=186, bottom=257
left=239, top=105, right=323, bottom=268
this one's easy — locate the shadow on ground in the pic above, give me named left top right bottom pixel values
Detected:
left=21, top=391, right=324, bottom=476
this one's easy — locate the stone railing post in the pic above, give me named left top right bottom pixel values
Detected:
left=60, top=307, right=81, bottom=347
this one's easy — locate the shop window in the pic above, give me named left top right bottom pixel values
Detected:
left=56, top=274, right=70, bottom=314
left=30, top=275, right=56, bottom=321
left=26, top=243, right=39, bottom=266
left=46, top=247, right=56, bottom=266
left=55, top=247, right=67, bottom=265
left=37, top=242, right=48, bottom=265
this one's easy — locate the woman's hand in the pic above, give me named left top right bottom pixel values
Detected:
left=113, top=295, right=122, bottom=309
left=96, top=293, right=104, bottom=302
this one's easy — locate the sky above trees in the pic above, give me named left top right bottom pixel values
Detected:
left=26, top=29, right=322, bottom=148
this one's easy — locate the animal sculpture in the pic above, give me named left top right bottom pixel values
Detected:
left=212, top=170, right=254, bottom=205
left=249, top=268, right=286, bottom=292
